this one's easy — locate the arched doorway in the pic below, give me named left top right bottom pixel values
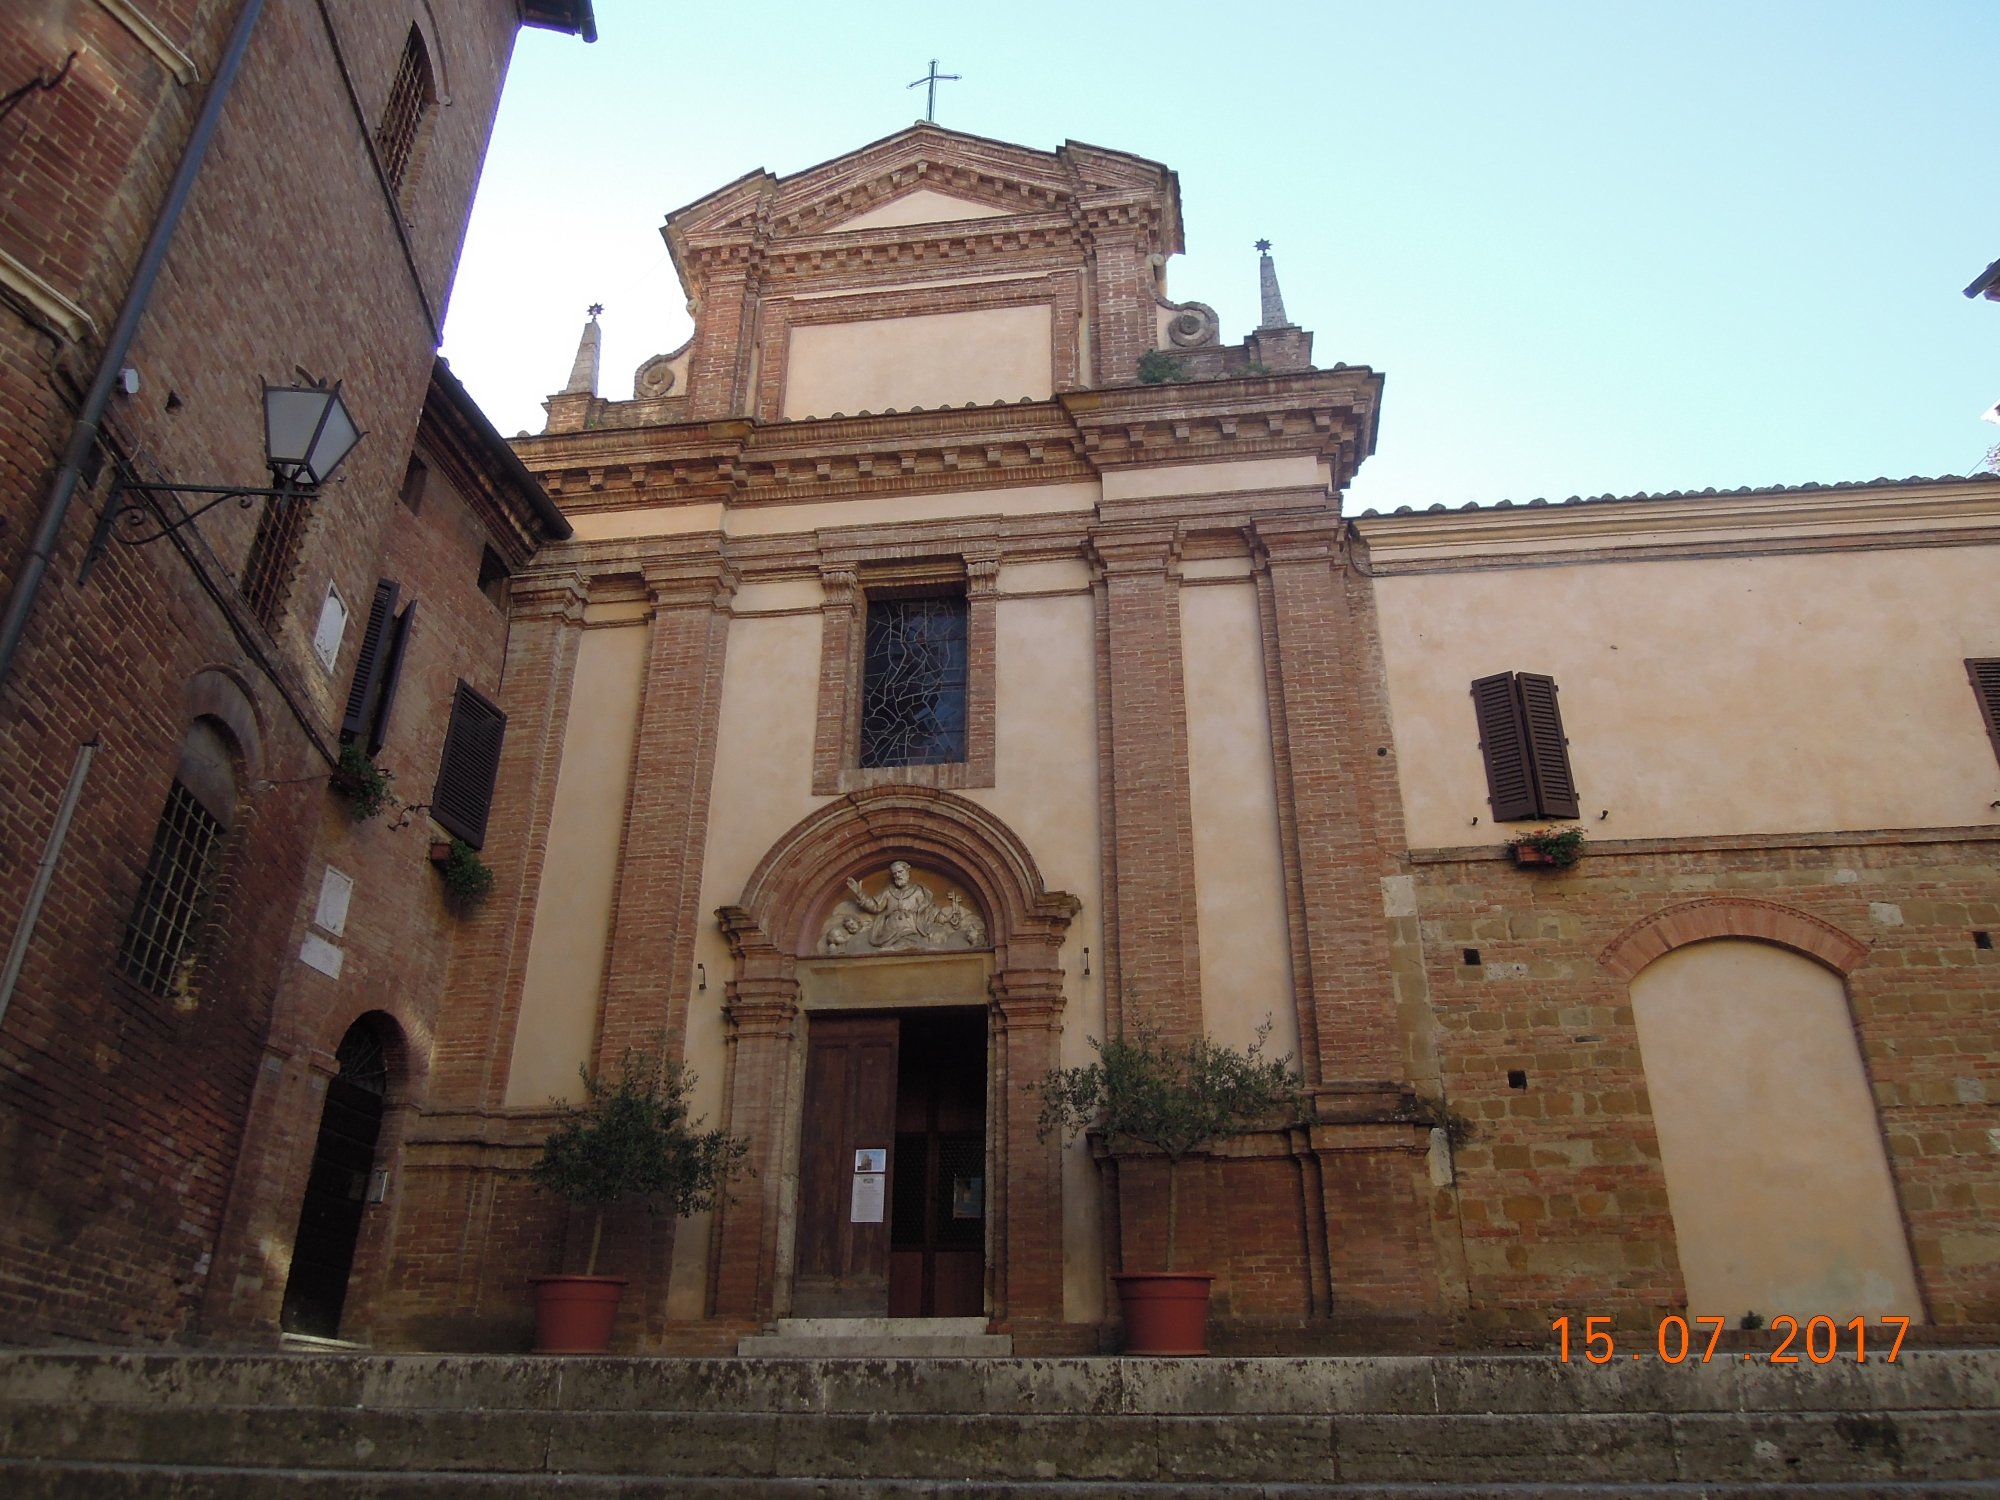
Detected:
left=1629, top=938, right=1921, bottom=1319
left=280, top=1018, right=390, bottom=1337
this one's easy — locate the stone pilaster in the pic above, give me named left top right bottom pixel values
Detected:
left=1089, top=527, right=1201, bottom=1038
left=595, top=553, right=736, bottom=1069
left=988, top=955, right=1069, bottom=1327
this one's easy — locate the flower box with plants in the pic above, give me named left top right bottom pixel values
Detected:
left=328, top=743, right=393, bottom=822
left=527, top=1047, right=746, bottom=1353
left=1510, top=825, right=1585, bottom=870
left=430, top=837, right=494, bottom=913
left=1032, top=1021, right=1302, bottom=1354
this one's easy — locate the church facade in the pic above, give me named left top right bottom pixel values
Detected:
left=357, top=124, right=1999, bottom=1354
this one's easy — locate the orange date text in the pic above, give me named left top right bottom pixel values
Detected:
left=1550, top=1314, right=1909, bottom=1364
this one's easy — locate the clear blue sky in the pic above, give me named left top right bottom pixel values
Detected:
left=441, top=1, right=1999, bottom=513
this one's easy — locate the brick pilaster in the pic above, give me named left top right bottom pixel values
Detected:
left=708, top=909, right=798, bottom=1321
left=435, top=571, right=588, bottom=1110
left=989, top=964, right=1067, bottom=1326
left=1089, top=527, right=1201, bottom=1038
left=1253, top=516, right=1403, bottom=1086
left=595, top=553, right=736, bottom=1069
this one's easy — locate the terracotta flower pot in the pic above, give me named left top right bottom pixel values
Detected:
left=1512, top=843, right=1555, bottom=866
left=429, top=840, right=454, bottom=866
left=1114, top=1271, right=1214, bottom=1355
left=528, top=1274, right=627, bottom=1353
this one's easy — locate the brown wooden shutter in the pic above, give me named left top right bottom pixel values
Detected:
left=368, top=600, right=417, bottom=757
left=1472, top=672, right=1538, bottom=821
left=1516, top=672, right=1580, bottom=819
left=1969, top=659, right=2000, bottom=766
left=341, top=580, right=399, bottom=741
left=431, top=681, right=505, bottom=848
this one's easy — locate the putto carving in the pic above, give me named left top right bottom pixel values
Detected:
left=818, top=860, right=988, bottom=955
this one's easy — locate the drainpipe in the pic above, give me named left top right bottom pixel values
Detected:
left=0, top=0, right=266, bottom=689
left=0, top=739, right=99, bottom=1028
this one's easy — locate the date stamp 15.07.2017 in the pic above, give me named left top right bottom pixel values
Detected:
left=1552, top=1315, right=1910, bottom=1364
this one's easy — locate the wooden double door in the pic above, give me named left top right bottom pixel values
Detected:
left=793, top=1008, right=987, bottom=1318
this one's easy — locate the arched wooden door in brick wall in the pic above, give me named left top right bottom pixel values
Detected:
left=710, top=788, right=1078, bottom=1332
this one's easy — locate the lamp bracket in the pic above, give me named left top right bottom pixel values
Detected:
left=79, top=471, right=309, bottom=583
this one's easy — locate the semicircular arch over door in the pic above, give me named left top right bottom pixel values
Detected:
left=1630, top=938, right=1921, bottom=1321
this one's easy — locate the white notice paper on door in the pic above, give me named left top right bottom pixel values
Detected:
left=850, top=1172, right=886, bottom=1223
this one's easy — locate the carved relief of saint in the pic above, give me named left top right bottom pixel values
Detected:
left=845, top=860, right=935, bottom=950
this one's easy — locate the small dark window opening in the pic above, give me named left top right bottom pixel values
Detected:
left=478, top=546, right=510, bottom=609
left=240, top=493, right=315, bottom=626
left=1471, top=671, right=1579, bottom=821
left=859, top=593, right=967, bottom=768
left=1507, top=1069, right=1528, bottom=1091
left=117, top=722, right=236, bottom=997
left=398, top=456, right=428, bottom=514
left=1977, top=931, right=1994, bottom=951
left=374, top=26, right=436, bottom=204
left=1462, top=947, right=1481, bottom=966
left=431, top=680, right=506, bottom=848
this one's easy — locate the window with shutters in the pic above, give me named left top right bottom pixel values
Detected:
left=118, top=721, right=237, bottom=997
left=1969, top=659, right=2000, bottom=767
left=374, top=27, right=436, bottom=206
left=342, top=579, right=417, bottom=757
left=1471, top=671, right=1579, bottom=821
left=431, top=681, right=506, bottom=848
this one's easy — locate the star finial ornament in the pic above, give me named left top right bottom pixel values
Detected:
left=587, top=302, right=604, bottom=318
left=1255, top=239, right=1272, bottom=254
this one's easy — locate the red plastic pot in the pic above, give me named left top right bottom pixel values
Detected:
left=529, top=1274, right=627, bottom=1353
left=1114, top=1271, right=1214, bottom=1355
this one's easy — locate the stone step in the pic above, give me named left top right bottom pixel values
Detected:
left=2, top=1402, right=1996, bottom=1484
left=2, top=1351, right=1995, bottom=1416
left=3, top=1463, right=1999, bottom=1498
left=739, top=1315, right=1015, bottom=1357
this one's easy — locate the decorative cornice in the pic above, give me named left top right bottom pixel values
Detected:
left=0, top=244, right=97, bottom=342
left=1353, top=475, right=2000, bottom=572
left=514, top=369, right=1383, bottom=518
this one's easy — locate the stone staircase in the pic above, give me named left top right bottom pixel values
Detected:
left=0, top=1347, right=1996, bottom=1495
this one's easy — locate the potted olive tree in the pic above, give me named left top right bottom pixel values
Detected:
left=529, top=1047, right=745, bottom=1353
left=1033, top=1022, right=1303, bottom=1354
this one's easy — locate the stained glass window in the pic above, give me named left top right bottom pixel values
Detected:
left=860, top=595, right=967, bottom=767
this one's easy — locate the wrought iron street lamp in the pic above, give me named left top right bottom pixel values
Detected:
left=80, top=380, right=364, bottom=582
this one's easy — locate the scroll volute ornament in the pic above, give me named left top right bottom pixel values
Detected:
left=817, top=860, right=989, bottom=955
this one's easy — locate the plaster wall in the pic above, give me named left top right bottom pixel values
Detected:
left=1100, top=456, right=1324, bottom=502
left=970, top=591, right=1106, bottom=1319
left=1630, top=939, right=1922, bottom=1318
left=781, top=305, right=1054, bottom=419
left=1375, top=546, right=2000, bottom=846
left=562, top=481, right=1101, bottom=543
left=833, top=189, right=1013, bottom=231
left=1179, top=582, right=1298, bottom=1058
left=502, top=623, right=648, bottom=1107
left=668, top=610, right=826, bottom=1316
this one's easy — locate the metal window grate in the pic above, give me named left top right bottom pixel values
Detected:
left=239, top=491, right=313, bottom=625
left=374, top=28, right=435, bottom=199
left=859, top=596, right=967, bottom=767
left=117, top=780, right=226, bottom=996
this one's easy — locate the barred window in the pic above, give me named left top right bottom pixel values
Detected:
left=374, top=26, right=436, bottom=203
left=240, top=492, right=313, bottom=626
left=118, top=722, right=236, bottom=997
left=859, top=594, right=967, bottom=768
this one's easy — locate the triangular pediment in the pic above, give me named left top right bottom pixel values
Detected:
left=830, top=188, right=1013, bottom=233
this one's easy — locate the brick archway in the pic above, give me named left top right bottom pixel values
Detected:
left=1597, top=896, right=1869, bottom=981
left=710, top=787, right=1079, bottom=1332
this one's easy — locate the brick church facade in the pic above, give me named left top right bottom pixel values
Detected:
left=3, top=87, right=1995, bottom=1353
